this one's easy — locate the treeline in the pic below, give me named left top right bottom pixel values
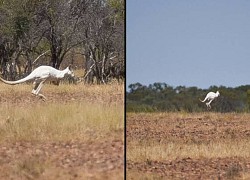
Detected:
left=126, top=82, right=250, bottom=112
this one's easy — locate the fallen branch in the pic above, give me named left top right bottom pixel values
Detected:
left=83, top=64, right=95, bottom=80
left=32, top=50, right=50, bottom=65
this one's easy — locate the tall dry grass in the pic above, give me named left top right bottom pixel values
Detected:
left=0, top=102, right=123, bottom=142
left=0, top=82, right=124, bottom=142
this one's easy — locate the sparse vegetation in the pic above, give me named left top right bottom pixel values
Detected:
left=127, top=112, right=250, bottom=179
left=0, top=83, right=124, bottom=179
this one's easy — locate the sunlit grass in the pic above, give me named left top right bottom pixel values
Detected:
left=0, top=101, right=123, bottom=142
left=0, top=80, right=123, bottom=94
left=0, top=83, right=124, bottom=142
left=128, top=139, right=250, bottom=162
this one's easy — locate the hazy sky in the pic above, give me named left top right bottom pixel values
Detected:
left=127, top=0, right=250, bottom=89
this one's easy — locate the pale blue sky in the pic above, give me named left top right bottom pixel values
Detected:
left=127, top=0, right=250, bottom=89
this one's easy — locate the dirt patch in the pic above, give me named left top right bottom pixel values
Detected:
left=128, top=157, right=250, bottom=179
left=127, top=113, right=250, bottom=143
left=0, top=139, right=123, bottom=179
left=127, top=113, right=250, bottom=179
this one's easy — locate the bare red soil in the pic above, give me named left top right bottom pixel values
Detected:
left=0, top=139, right=123, bottom=179
left=127, top=113, right=250, bottom=179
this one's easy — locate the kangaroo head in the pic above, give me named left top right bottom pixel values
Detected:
left=216, top=91, right=220, bottom=96
left=66, top=65, right=74, bottom=77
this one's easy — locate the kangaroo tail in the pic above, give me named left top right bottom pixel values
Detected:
left=0, top=74, right=33, bottom=85
left=199, top=98, right=206, bottom=102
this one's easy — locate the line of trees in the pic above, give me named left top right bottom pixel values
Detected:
left=127, top=82, right=250, bottom=112
left=0, top=0, right=124, bottom=83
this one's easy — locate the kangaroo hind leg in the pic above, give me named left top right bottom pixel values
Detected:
left=206, top=99, right=213, bottom=109
left=32, top=80, right=46, bottom=100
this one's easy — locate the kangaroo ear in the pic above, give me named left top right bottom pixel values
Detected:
left=68, top=64, right=72, bottom=70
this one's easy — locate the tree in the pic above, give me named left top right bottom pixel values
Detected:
left=127, top=82, right=250, bottom=112
left=80, top=0, right=124, bottom=84
left=0, top=0, right=31, bottom=79
left=0, top=0, right=124, bottom=83
left=33, top=0, right=87, bottom=69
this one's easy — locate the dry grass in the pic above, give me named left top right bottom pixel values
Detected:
left=127, top=112, right=250, bottom=161
left=0, top=82, right=124, bottom=179
left=0, top=83, right=124, bottom=142
left=0, top=80, right=124, bottom=95
left=0, top=101, right=123, bottom=142
left=127, top=112, right=250, bottom=179
left=128, top=139, right=250, bottom=162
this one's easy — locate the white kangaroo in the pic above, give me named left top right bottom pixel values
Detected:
left=0, top=65, right=74, bottom=100
left=199, top=91, right=220, bottom=109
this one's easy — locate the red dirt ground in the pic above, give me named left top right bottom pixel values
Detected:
left=0, top=139, right=123, bottom=179
left=127, top=113, right=250, bottom=179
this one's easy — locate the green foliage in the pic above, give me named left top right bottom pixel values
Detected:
left=14, top=15, right=30, bottom=39
left=246, top=89, right=250, bottom=111
left=127, top=82, right=250, bottom=113
left=108, top=0, right=124, bottom=21
left=0, top=0, right=124, bottom=82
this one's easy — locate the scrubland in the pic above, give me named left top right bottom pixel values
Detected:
left=0, top=82, right=124, bottom=179
left=127, top=112, right=250, bottom=179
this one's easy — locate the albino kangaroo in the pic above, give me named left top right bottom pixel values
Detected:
left=0, top=65, right=74, bottom=100
left=199, top=91, right=220, bottom=109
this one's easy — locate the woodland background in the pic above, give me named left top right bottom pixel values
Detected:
left=0, top=0, right=124, bottom=84
left=127, top=82, right=250, bottom=112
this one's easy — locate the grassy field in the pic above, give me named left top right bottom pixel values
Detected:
left=127, top=112, right=250, bottom=179
left=0, top=82, right=124, bottom=179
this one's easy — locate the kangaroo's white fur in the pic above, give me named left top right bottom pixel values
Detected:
left=199, top=91, right=220, bottom=109
left=0, top=65, right=74, bottom=100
